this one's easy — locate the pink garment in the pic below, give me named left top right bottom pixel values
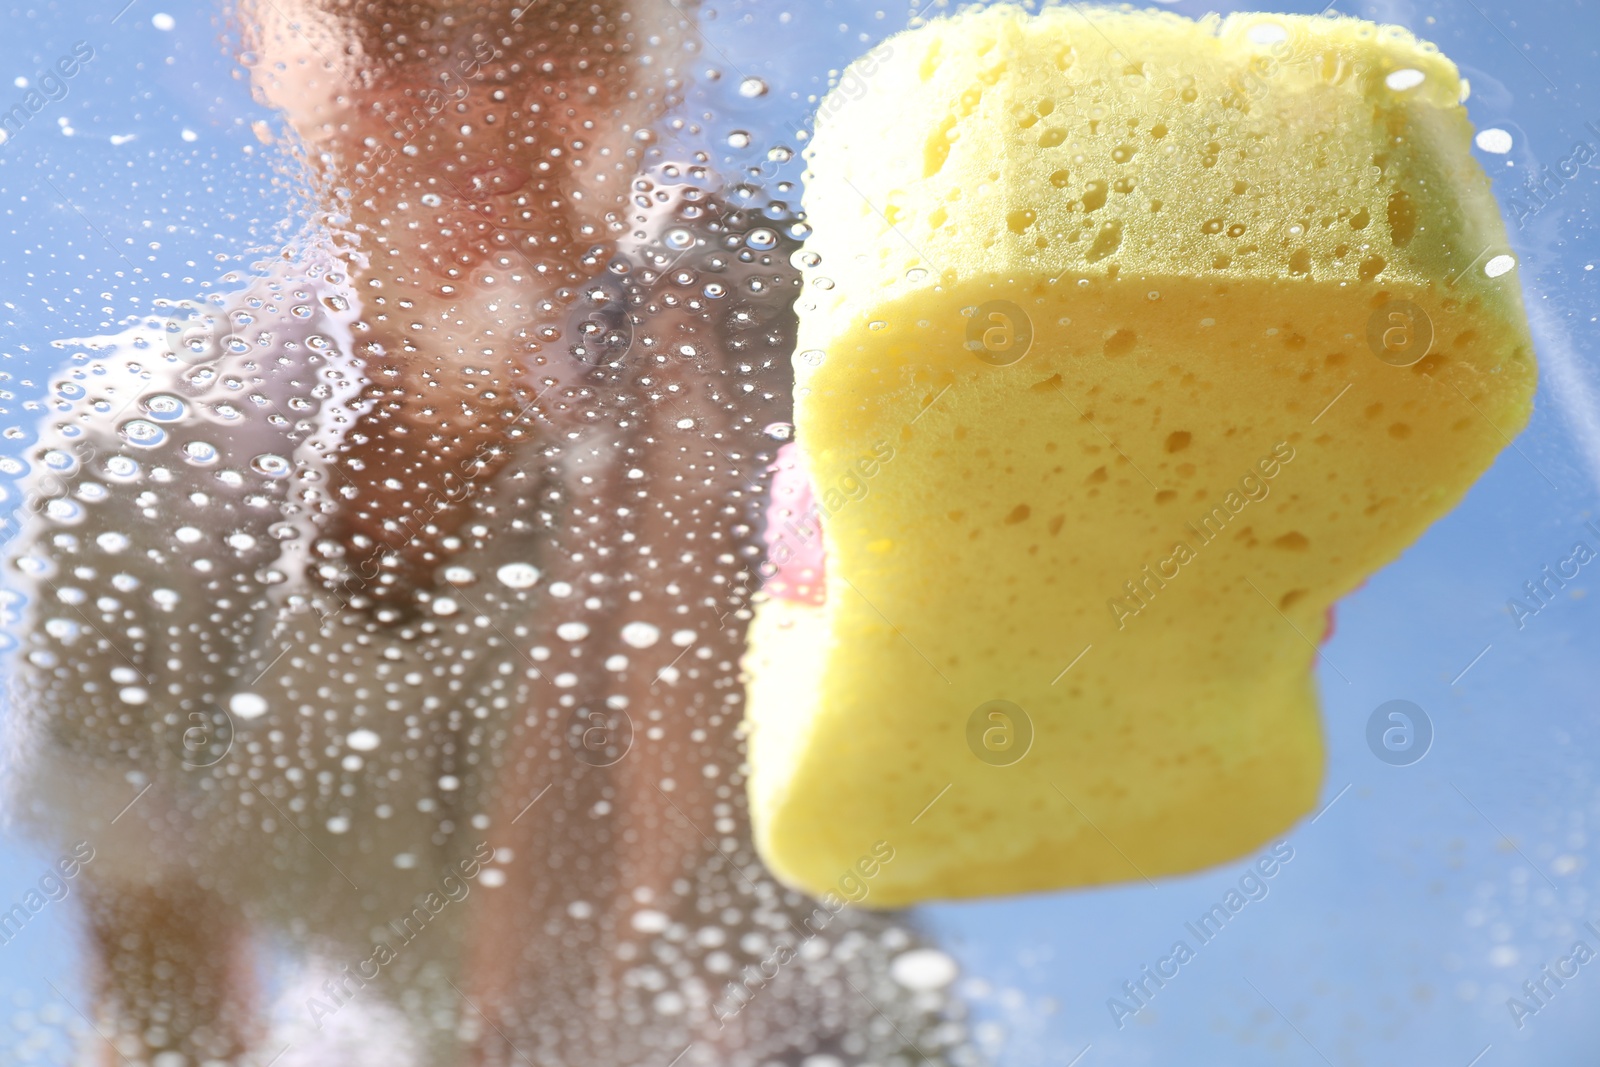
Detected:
left=761, top=443, right=826, bottom=604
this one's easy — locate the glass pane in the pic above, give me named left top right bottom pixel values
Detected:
left=0, top=2, right=1594, bottom=1065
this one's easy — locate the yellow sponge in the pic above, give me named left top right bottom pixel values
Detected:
left=743, top=6, right=1535, bottom=906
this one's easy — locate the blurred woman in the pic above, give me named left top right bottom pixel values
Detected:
left=6, top=2, right=971, bottom=1064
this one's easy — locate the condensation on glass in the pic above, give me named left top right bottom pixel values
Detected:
left=0, top=2, right=977, bottom=1064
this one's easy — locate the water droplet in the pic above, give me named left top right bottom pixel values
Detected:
left=745, top=228, right=778, bottom=250
left=326, top=816, right=350, bottom=834
left=141, top=394, right=187, bottom=422
left=1485, top=254, right=1517, bottom=278
left=620, top=622, right=661, bottom=649
left=738, top=77, right=768, bottom=98
left=230, top=692, right=268, bottom=720
left=104, top=456, right=139, bottom=479
left=631, top=908, right=670, bottom=932
left=251, top=454, right=292, bottom=478
left=496, top=562, right=541, bottom=589
left=1475, top=128, right=1513, bottom=154
left=118, top=686, right=148, bottom=705
left=1386, top=68, right=1425, bottom=91
left=183, top=441, right=218, bottom=465
left=347, top=728, right=381, bottom=751
left=891, top=948, right=959, bottom=990
left=43, top=618, right=77, bottom=639
left=727, top=130, right=751, bottom=148
left=120, top=419, right=166, bottom=448
left=664, top=227, right=694, bottom=250
left=96, top=532, right=129, bottom=554
left=764, top=422, right=794, bottom=440
left=557, top=621, right=590, bottom=641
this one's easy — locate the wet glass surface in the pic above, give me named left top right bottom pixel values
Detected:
left=0, top=1, right=1595, bottom=1065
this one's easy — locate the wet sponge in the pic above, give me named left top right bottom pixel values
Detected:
left=742, top=6, right=1535, bottom=906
